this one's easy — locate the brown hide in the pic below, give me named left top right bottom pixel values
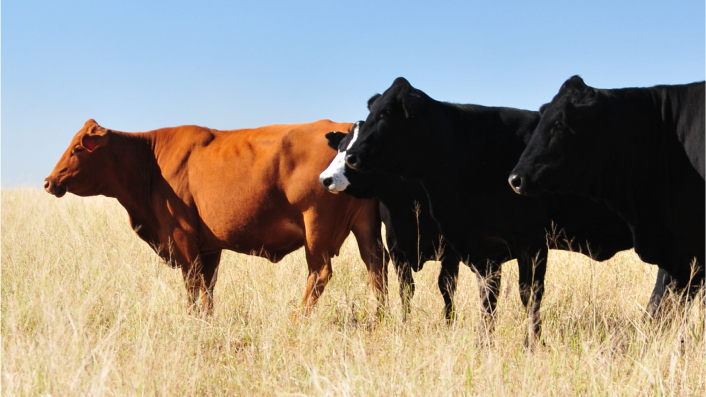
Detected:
left=45, top=119, right=388, bottom=315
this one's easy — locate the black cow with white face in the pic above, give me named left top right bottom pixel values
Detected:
left=509, top=76, right=705, bottom=302
left=320, top=122, right=462, bottom=321
left=342, top=77, right=651, bottom=339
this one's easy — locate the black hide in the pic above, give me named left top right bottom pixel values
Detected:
left=343, top=77, right=658, bottom=337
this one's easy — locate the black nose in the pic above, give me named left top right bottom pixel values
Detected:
left=322, top=177, right=333, bottom=187
left=508, top=174, right=523, bottom=194
left=345, top=153, right=358, bottom=169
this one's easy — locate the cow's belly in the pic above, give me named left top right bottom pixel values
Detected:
left=201, top=208, right=307, bottom=263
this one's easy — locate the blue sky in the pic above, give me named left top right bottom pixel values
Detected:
left=3, top=1, right=704, bottom=187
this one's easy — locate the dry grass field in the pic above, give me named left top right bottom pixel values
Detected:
left=2, top=188, right=704, bottom=396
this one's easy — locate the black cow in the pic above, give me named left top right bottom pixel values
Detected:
left=342, top=77, right=644, bottom=338
left=320, top=123, right=461, bottom=321
left=509, top=76, right=705, bottom=306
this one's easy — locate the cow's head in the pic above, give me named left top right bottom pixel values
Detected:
left=319, top=122, right=378, bottom=199
left=319, top=121, right=362, bottom=193
left=44, top=119, right=113, bottom=198
left=344, top=77, right=430, bottom=176
left=509, top=76, right=604, bottom=196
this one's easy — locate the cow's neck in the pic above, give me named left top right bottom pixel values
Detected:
left=579, top=90, right=658, bottom=200
left=419, top=101, right=537, bottom=191
left=105, top=131, right=175, bottom=257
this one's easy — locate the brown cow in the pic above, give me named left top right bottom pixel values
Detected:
left=44, top=119, right=388, bottom=315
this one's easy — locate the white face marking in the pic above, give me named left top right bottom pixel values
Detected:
left=319, top=123, right=360, bottom=192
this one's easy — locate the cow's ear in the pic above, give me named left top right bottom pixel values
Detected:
left=392, top=77, right=411, bottom=88
left=561, top=75, right=588, bottom=94
left=563, top=101, right=599, bottom=132
left=402, top=91, right=424, bottom=118
left=539, top=103, right=548, bottom=115
left=81, top=127, right=109, bottom=151
left=325, top=131, right=347, bottom=150
left=367, top=94, right=381, bottom=110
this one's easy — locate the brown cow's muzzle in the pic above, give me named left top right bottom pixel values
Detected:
left=44, top=178, right=67, bottom=198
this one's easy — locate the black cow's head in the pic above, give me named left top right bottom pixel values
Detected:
left=509, top=76, right=605, bottom=196
left=319, top=123, right=358, bottom=193
left=318, top=121, right=377, bottom=198
left=344, top=77, right=431, bottom=176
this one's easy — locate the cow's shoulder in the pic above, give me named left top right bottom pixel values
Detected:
left=151, top=125, right=219, bottom=183
left=154, top=125, right=216, bottom=153
left=282, top=119, right=353, bottom=140
left=278, top=120, right=354, bottom=160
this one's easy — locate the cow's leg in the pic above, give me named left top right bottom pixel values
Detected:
left=646, top=254, right=704, bottom=319
left=197, top=250, right=222, bottom=316
left=294, top=210, right=338, bottom=319
left=475, top=260, right=502, bottom=332
left=646, top=268, right=676, bottom=318
left=181, top=251, right=222, bottom=316
left=298, top=244, right=333, bottom=317
left=393, top=256, right=415, bottom=321
left=438, top=256, right=460, bottom=323
left=518, top=247, right=548, bottom=344
left=351, top=206, right=389, bottom=315
left=181, top=261, right=202, bottom=314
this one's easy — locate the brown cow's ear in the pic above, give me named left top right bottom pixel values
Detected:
left=81, top=129, right=109, bottom=151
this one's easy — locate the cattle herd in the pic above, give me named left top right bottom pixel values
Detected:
left=44, top=76, right=705, bottom=338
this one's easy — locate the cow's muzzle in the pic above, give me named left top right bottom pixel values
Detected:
left=508, top=173, right=525, bottom=194
left=320, top=177, right=335, bottom=192
left=44, top=179, right=67, bottom=197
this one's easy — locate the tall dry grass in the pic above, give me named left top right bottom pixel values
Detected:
left=2, top=188, right=704, bottom=396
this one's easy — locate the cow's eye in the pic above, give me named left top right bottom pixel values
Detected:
left=551, top=121, right=566, bottom=136
left=72, top=147, right=84, bottom=155
left=379, top=108, right=394, bottom=119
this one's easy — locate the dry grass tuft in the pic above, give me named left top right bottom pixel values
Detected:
left=2, top=188, right=704, bottom=395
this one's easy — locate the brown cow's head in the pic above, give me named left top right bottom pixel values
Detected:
left=44, top=119, right=112, bottom=198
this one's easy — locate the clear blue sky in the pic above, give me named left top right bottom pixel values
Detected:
left=3, top=1, right=704, bottom=187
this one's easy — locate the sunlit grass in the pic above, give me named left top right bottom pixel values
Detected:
left=2, top=188, right=704, bottom=395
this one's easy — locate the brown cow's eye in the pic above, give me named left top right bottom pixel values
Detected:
left=71, top=146, right=84, bottom=157
left=555, top=121, right=565, bottom=130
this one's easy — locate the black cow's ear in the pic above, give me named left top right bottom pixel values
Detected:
left=325, top=131, right=347, bottom=150
left=402, top=91, right=424, bottom=118
left=563, top=101, right=599, bottom=132
left=539, top=103, right=548, bottom=115
left=367, top=94, right=381, bottom=110
left=561, top=75, right=588, bottom=94
left=392, top=77, right=411, bottom=88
